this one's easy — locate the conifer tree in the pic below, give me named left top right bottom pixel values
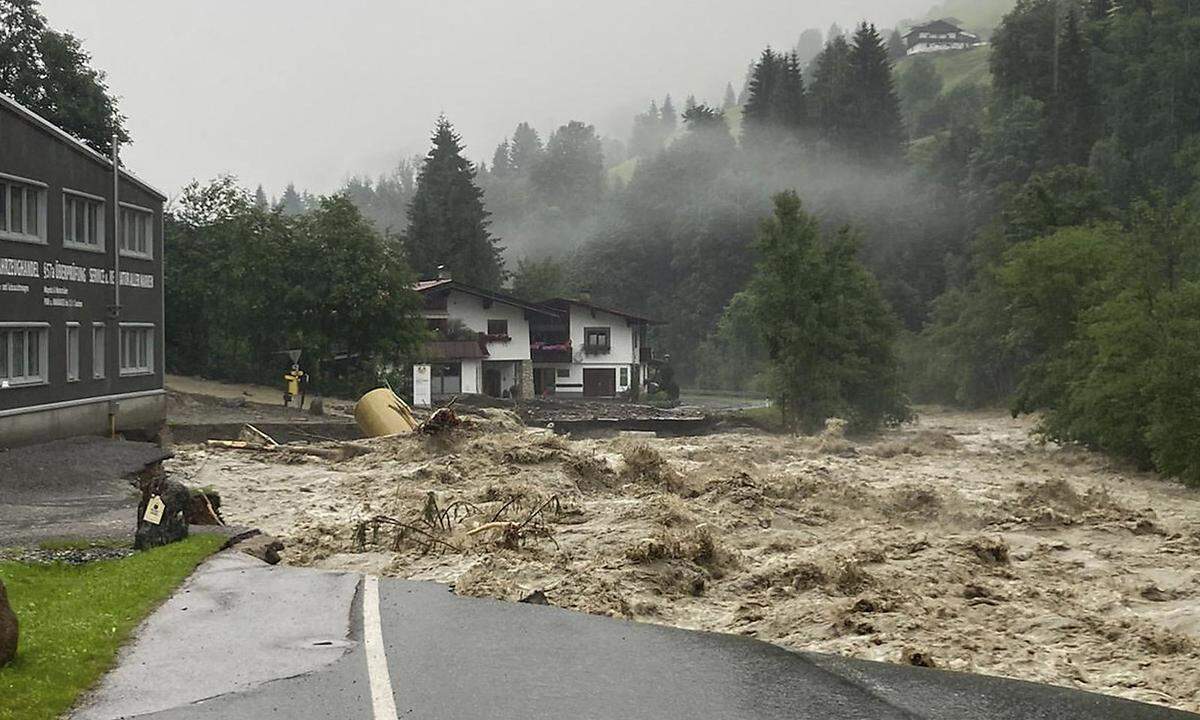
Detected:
left=887, top=29, right=907, bottom=60
left=741, top=48, right=782, bottom=144
left=509, top=122, right=544, bottom=174
left=742, top=48, right=808, bottom=145
left=629, top=100, right=664, bottom=158
left=795, top=28, right=825, bottom=66
left=491, top=138, right=513, bottom=177
left=848, top=23, right=905, bottom=162
left=808, top=36, right=855, bottom=147
left=1047, top=7, right=1099, bottom=164
left=723, top=82, right=737, bottom=109
left=661, top=94, right=678, bottom=135
left=404, top=117, right=504, bottom=288
left=748, top=190, right=909, bottom=432
left=254, top=184, right=269, bottom=210
left=277, top=183, right=307, bottom=215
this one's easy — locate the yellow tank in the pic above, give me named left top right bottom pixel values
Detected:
left=354, top=388, right=418, bottom=437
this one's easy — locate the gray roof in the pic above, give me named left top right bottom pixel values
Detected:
left=0, top=93, right=167, bottom=201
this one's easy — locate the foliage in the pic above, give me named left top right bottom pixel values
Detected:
left=0, top=0, right=128, bottom=154
left=0, top=535, right=224, bottom=720
left=695, top=291, right=769, bottom=393
left=746, top=191, right=910, bottom=433
left=405, top=117, right=505, bottom=288
left=530, top=120, right=605, bottom=215
left=509, top=256, right=571, bottom=302
left=165, top=177, right=424, bottom=397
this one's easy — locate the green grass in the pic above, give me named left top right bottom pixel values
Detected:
left=0, top=535, right=225, bottom=720
left=730, top=405, right=787, bottom=433
left=896, top=45, right=993, bottom=93
left=35, top=537, right=130, bottom=553
left=921, top=0, right=1015, bottom=35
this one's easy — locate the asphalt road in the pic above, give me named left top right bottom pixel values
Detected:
left=0, top=436, right=168, bottom=546
left=73, top=552, right=1199, bottom=720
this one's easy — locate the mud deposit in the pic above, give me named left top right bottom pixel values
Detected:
left=168, top=407, right=1200, bottom=711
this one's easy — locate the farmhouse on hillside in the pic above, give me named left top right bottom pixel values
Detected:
left=412, top=277, right=657, bottom=405
left=904, top=19, right=981, bottom=55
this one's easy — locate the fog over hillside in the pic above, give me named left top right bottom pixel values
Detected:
left=36, top=0, right=932, bottom=196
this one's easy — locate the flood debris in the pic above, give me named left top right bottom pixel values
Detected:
left=354, top=387, right=419, bottom=437
left=167, top=407, right=1200, bottom=712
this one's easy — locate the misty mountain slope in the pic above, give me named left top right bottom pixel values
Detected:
left=895, top=46, right=992, bottom=93
left=920, top=0, right=1015, bottom=35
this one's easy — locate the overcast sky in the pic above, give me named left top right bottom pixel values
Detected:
left=38, top=0, right=931, bottom=200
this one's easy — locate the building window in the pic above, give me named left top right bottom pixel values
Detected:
left=556, top=368, right=570, bottom=379
left=620, top=367, right=629, bottom=386
left=486, top=319, right=509, bottom=340
left=120, top=204, right=153, bottom=257
left=119, top=324, right=154, bottom=376
left=0, top=324, right=48, bottom=387
left=92, top=323, right=106, bottom=379
left=584, top=327, right=610, bottom=353
left=66, top=323, right=80, bottom=381
left=63, top=191, right=105, bottom=250
left=0, top=175, right=47, bottom=243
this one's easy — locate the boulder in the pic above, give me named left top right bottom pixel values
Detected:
left=0, top=578, right=18, bottom=666
left=236, top=534, right=285, bottom=565
left=134, top=477, right=191, bottom=550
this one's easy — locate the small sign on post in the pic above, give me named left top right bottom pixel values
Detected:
left=143, top=495, right=166, bottom=525
left=413, top=364, right=432, bottom=407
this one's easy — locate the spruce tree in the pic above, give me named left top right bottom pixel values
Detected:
left=742, top=48, right=808, bottom=146
left=404, top=117, right=504, bottom=288
left=775, top=52, right=807, bottom=132
left=741, top=48, right=782, bottom=144
left=277, top=183, right=307, bottom=215
left=808, top=36, right=855, bottom=148
left=509, top=122, right=544, bottom=174
left=748, top=190, right=909, bottom=432
left=723, top=82, right=737, bottom=109
left=629, top=100, right=664, bottom=157
left=848, top=23, right=905, bottom=162
left=491, top=138, right=513, bottom=177
left=887, top=29, right=907, bottom=60
left=254, top=184, right=269, bottom=210
left=661, top=94, right=678, bottom=135
left=795, top=28, right=825, bottom=66
left=1046, top=7, right=1099, bottom=165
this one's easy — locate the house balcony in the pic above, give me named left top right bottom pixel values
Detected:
left=531, top=340, right=572, bottom=364
left=639, top=346, right=653, bottom=363
left=582, top=343, right=611, bottom=356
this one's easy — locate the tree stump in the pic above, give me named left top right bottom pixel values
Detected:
left=134, top=469, right=191, bottom=550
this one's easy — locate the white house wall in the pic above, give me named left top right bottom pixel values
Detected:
left=426, top=289, right=532, bottom=361
left=570, top=305, right=636, bottom=365
left=461, top=358, right=481, bottom=394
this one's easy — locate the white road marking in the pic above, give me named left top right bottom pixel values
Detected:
left=363, top=575, right=399, bottom=719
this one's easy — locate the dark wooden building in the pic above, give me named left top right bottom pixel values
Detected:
left=0, top=94, right=167, bottom=447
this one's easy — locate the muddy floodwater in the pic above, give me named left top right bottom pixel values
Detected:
left=169, top=407, right=1200, bottom=712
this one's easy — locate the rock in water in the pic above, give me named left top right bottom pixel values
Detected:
left=134, top=477, right=191, bottom=550
left=0, top=578, right=17, bottom=666
left=237, top=534, right=285, bottom=565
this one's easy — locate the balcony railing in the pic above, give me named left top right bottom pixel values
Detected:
left=531, top=340, right=572, bottom=363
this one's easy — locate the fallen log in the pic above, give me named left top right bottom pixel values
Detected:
left=204, top=439, right=370, bottom=461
